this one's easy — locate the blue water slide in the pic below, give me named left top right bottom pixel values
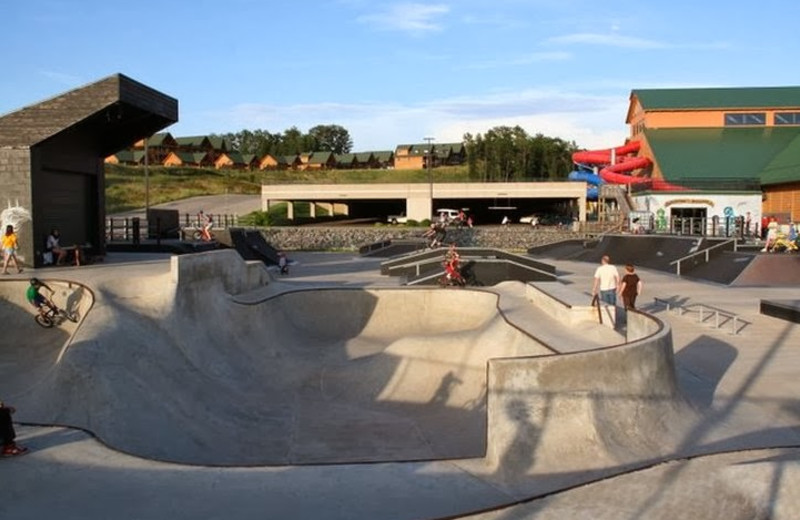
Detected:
left=569, top=169, right=602, bottom=200
left=568, top=169, right=602, bottom=186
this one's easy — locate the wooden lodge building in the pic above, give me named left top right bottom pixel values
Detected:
left=106, top=132, right=458, bottom=172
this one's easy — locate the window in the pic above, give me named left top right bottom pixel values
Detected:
left=724, top=112, right=766, bottom=126
left=775, top=112, right=800, bottom=125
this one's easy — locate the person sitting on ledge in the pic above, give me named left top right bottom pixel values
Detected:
left=46, top=228, right=69, bottom=265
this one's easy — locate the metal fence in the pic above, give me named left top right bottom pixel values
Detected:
left=106, top=213, right=238, bottom=242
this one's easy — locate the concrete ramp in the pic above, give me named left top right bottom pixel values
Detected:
left=2, top=250, right=716, bottom=509
left=227, top=228, right=281, bottom=265
left=4, top=252, right=568, bottom=466
left=730, top=253, right=800, bottom=286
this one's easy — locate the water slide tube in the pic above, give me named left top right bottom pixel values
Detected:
left=568, top=168, right=601, bottom=200
left=572, top=142, right=687, bottom=191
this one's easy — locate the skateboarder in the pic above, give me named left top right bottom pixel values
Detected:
left=1, top=401, right=27, bottom=457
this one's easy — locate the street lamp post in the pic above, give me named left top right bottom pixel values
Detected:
left=424, top=136, right=435, bottom=211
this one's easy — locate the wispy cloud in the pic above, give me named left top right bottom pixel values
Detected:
left=191, top=87, right=628, bottom=151
left=458, top=51, right=572, bottom=70
left=356, top=3, right=450, bottom=34
left=548, top=32, right=669, bottom=49
left=547, top=32, right=731, bottom=51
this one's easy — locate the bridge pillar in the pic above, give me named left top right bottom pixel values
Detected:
left=319, top=202, right=334, bottom=216
left=407, top=196, right=432, bottom=222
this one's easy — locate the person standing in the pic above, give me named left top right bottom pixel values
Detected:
left=2, top=224, right=23, bottom=274
left=0, top=400, right=27, bottom=456
left=592, top=255, right=619, bottom=305
left=618, top=264, right=643, bottom=310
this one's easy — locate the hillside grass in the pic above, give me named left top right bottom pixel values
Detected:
left=105, top=164, right=469, bottom=214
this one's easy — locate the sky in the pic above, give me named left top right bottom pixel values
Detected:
left=2, top=0, right=799, bottom=152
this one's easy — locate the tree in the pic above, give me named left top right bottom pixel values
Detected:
left=308, top=124, right=353, bottom=154
left=463, top=126, right=578, bottom=181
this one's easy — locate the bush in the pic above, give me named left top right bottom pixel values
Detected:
left=240, top=210, right=272, bottom=227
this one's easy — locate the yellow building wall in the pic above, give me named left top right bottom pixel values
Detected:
left=394, top=155, right=425, bottom=170
left=630, top=106, right=796, bottom=132
left=163, top=153, right=183, bottom=167
left=763, top=183, right=800, bottom=222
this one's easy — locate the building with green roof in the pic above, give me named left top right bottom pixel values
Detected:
left=619, top=85, right=800, bottom=226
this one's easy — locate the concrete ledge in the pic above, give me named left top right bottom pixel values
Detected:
left=481, top=311, right=692, bottom=496
left=171, top=249, right=271, bottom=294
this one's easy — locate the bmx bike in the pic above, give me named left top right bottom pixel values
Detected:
left=191, top=226, right=216, bottom=242
left=35, top=300, right=79, bottom=328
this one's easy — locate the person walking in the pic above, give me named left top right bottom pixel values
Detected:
left=618, top=264, right=643, bottom=310
left=1, top=400, right=27, bottom=456
left=2, top=224, right=23, bottom=274
left=592, top=255, right=619, bottom=305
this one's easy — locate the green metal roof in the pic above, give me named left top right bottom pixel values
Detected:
left=372, top=151, right=394, bottom=162
left=113, top=150, right=145, bottom=163
left=175, top=136, right=211, bottom=147
left=222, top=151, right=246, bottom=164
left=208, top=136, right=228, bottom=151
left=309, top=152, right=334, bottom=165
left=761, top=132, right=800, bottom=185
left=646, top=127, right=800, bottom=187
left=147, top=132, right=174, bottom=146
left=633, top=86, right=800, bottom=111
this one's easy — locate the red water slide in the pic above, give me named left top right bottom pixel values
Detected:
left=572, top=141, right=686, bottom=191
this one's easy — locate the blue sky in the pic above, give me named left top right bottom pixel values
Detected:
left=2, top=0, right=798, bottom=151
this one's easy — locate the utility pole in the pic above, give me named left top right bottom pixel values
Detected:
left=424, top=136, right=435, bottom=208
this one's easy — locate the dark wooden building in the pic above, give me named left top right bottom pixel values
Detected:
left=0, top=73, right=178, bottom=266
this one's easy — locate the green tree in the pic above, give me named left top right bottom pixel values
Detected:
left=464, top=126, right=578, bottom=181
left=308, top=124, right=353, bottom=154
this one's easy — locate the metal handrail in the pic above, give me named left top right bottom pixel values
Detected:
left=653, top=297, right=743, bottom=335
left=669, top=238, right=738, bottom=276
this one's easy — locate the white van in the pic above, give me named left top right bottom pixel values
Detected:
left=435, top=208, right=460, bottom=221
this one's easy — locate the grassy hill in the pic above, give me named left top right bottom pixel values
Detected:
left=105, top=164, right=469, bottom=215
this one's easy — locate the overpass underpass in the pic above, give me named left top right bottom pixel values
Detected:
left=261, top=182, right=588, bottom=224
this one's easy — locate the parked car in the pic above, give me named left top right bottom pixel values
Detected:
left=434, top=208, right=460, bottom=222
left=387, top=213, right=409, bottom=225
left=519, top=214, right=540, bottom=226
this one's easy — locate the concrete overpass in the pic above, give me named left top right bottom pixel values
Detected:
left=261, top=181, right=588, bottom=222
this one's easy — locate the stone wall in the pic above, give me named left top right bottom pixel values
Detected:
left=258, top=225, right=582, bottom=252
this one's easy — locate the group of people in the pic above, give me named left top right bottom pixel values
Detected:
left=591, top=255, right=643, bottom=310
left=761, top=221, right=799, bottom=253
left=2, top=224, right=81, bottom=273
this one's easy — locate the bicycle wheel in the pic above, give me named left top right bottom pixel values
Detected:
left=59, top=309, right=79, bottom=323
left=192, top=230, right=202, bottom=241
left=35, top=313, right=54, bottom=328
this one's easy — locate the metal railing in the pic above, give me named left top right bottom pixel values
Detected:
left=106, top=213, right=238, bottom=242
left=653, top=297, right=745, bottom=335
left=669, top=238, right=738, bottom=276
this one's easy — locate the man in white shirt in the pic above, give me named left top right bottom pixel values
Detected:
left=592, top=255, right=620, bottom=305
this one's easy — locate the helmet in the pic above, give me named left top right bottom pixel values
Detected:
left=30, top=277, right=41, bottom=286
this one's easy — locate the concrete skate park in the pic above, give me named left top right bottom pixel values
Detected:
left=2, top=240, right=800, bottom=520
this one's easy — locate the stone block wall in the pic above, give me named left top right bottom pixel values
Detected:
left=258, top=225, right=581, bottom=252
